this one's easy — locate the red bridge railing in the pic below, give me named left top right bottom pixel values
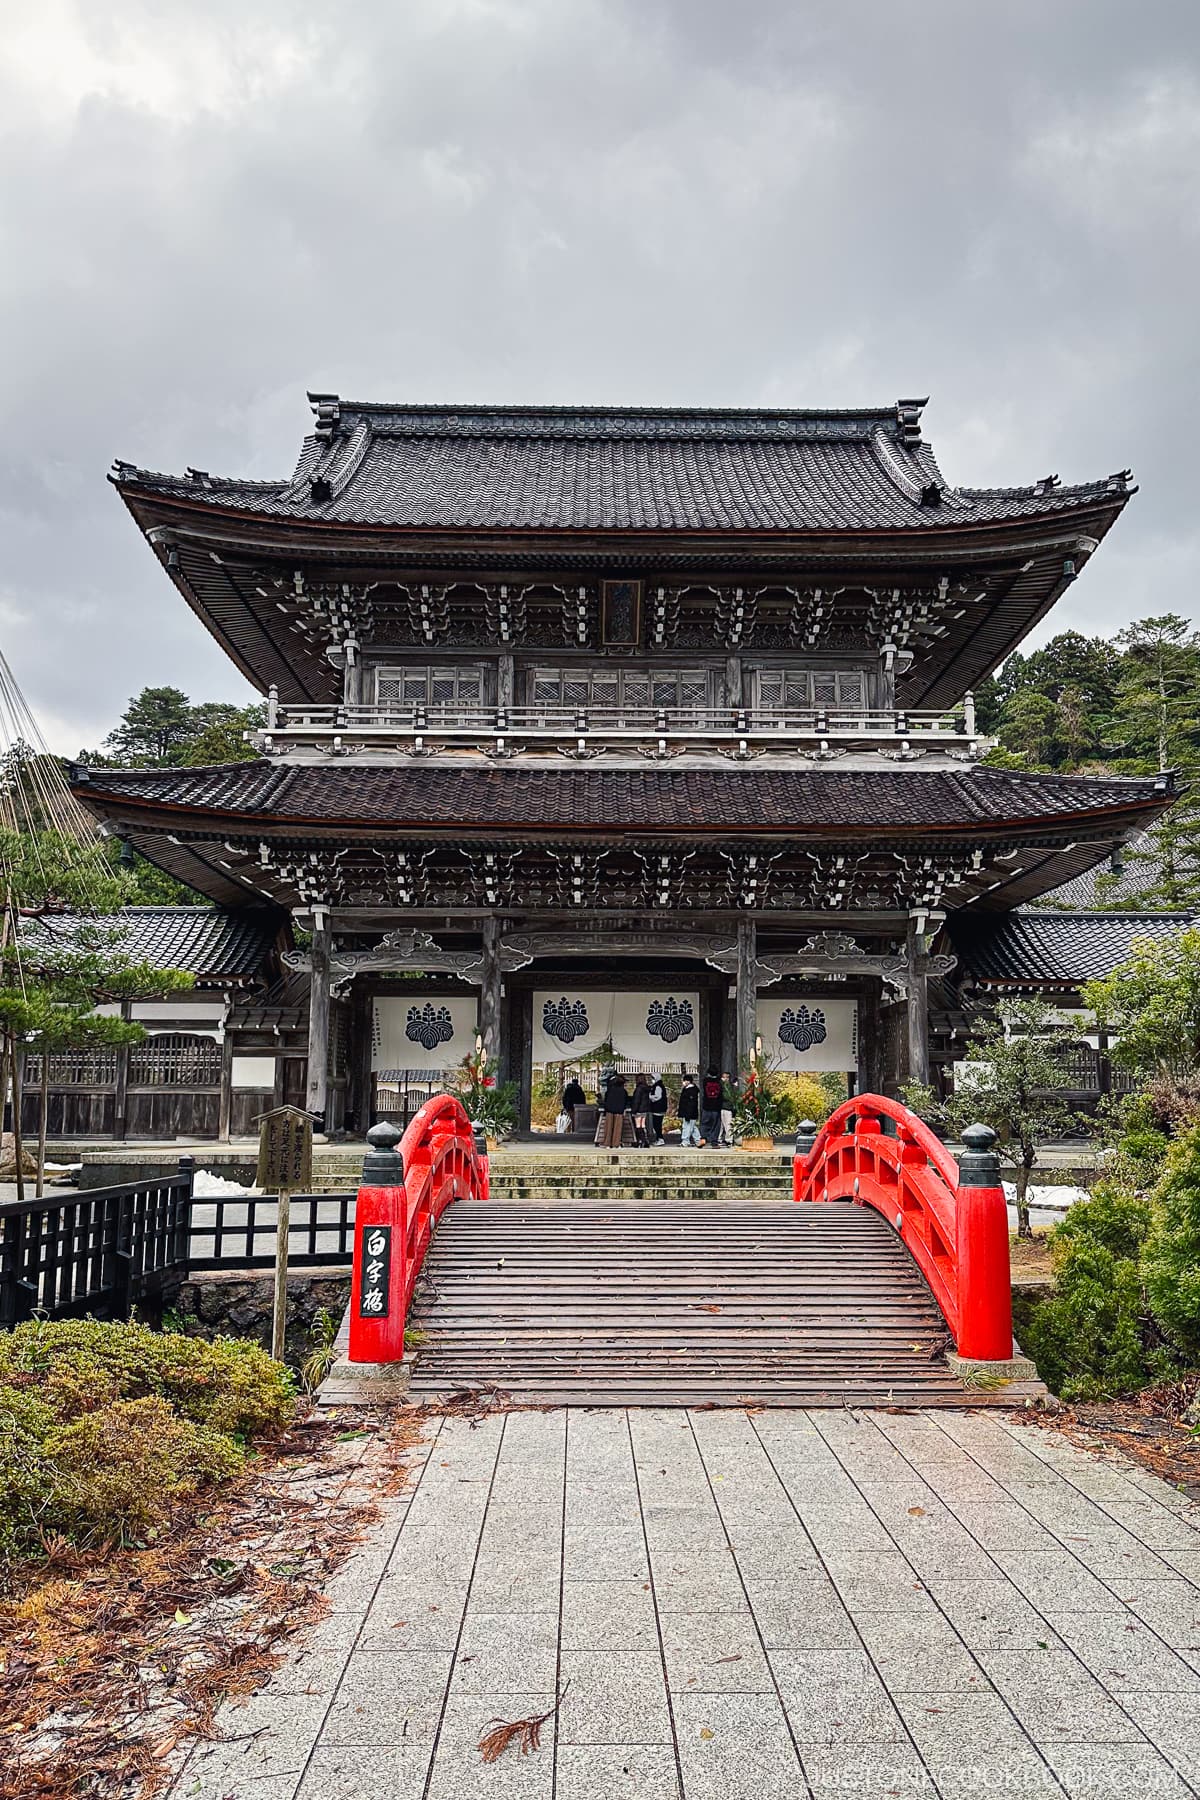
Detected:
left=349, top=1098, right=488, bottom=1363
left=793, top=1094, right=1013, bottom=1362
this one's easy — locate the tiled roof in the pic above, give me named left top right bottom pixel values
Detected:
left=1034, top=832, right=1161, bottom=909
left=25, top=906, right=279, bottom=982
left=112, top=397, right=1133, bottom=535
left=73, top=761, right=1172, bottom=834
left=951, top=910, right=1196, bottom=986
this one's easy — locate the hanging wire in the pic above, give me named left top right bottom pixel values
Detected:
left=0, top=649, right=119, bottom=996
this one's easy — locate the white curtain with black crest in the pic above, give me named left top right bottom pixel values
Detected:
left=610, top=992, right=701, bottom=1064
left=372, top=995, right=479, bottom=1071
left=532, top=991, right=702, bottom=1064
left=756, top=997, right=859, bottom=1073
left=532, top=991, right=615, bottom=1062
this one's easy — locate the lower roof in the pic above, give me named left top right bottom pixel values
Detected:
left=950, top=909, right=1195, bottom=987
left=73, top=760, right=1171, bottom=836
left=24, top=904, right=282, bottom=984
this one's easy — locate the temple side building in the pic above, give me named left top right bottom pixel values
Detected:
left=70, top=395, right=1174, bottom=1137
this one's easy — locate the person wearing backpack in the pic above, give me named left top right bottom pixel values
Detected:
left=700, top=1066, right=725, bottom=1148
left=647, top=1073, right=668, bottom=1143
left=600, top=1071, right=630, bottom=1148
left=678, top=1073, right=701, bottom=1146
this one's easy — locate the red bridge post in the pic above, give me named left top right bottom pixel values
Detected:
left=472, top=1122, right=490, bottom=1203
left=348, top=1122, right=408, bottom=1364
left=954, top=1122, right=1014, bottom=1361
left=792, top=1120, right=818, bottom=1203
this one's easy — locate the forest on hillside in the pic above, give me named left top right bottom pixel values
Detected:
left=974, top=613, right=1200, bottom=911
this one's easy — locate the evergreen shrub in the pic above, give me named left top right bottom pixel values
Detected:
left=1143, top=1125, right=1200, bottom=1364
left=1022, top=1184, right=1164, bottom=1401
left=0, top=1319, right=295, bottom=1556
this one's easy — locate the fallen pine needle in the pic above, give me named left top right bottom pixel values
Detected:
left=478, top=1684, right=569, bottom=1762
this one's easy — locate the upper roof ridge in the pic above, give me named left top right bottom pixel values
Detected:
left=305, top=392, right=925, bottom=444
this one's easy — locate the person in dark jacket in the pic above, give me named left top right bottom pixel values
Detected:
left=630, top=1074, right=652, bottom=1147
left=647, top=1074, right=668, bottom=1142
left=562, top=1073, right=586, bottom=1129
left=700, top=1066, right=725, bottom=1148
left=600, top=1072, right=630, bottom=1147
left=678, top=1073, right=701, bottom=1147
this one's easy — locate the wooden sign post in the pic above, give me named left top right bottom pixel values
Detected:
left=255, top=1105, right=313, bottom=1362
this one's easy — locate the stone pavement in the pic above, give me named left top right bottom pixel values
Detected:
left=171, top=1407, right=1200, bottom=1800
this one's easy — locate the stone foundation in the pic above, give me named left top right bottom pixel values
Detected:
left=173, top=1268, right=351, bottom=1370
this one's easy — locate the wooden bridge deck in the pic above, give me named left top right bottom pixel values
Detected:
left=407, top=1199, right=1027, bottom=1407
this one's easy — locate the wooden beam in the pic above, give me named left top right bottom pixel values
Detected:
left=736, top=918, right=757, bottom=1071
left=479, top=916, right=502, bottom=1071
left=306, top=907, right=331, bottom=1131
left=906, top=916, right=930, bottom=1087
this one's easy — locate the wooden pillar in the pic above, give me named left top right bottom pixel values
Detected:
left=114, top=999, right=132, bottom=1143
left=343, top=642, right=364, bottom=709
left=306, top=907, right=331, bottom=1131
left=864, top=979, right=885, bottom=1095
left=217, top=1009, right=234, bottom=1143
left=350, top=983, right=374, bottom=1135
left=724, top=655, right=743, bottom=711
left=497, top=654, right=515, bottom=711
left=906, top=917, right=930, bottom=1087
left=515, top=988, right=532, bottom=1133
left=479, top=916, right=502, bottom=1069
left=498, top=983, right=516, bottom=1089
left=720, top=987, right=737, bottom=1082
left=736, top=918, right=757, bottom=1072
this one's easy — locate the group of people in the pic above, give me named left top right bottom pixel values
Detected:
left=562, top=1068, right=733, bottom=1148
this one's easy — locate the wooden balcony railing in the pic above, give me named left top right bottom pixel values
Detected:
left=251, top=699, right=981, bottom=758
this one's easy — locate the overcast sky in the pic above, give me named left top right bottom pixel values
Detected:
left=1, top=0, right=1197, bottom=753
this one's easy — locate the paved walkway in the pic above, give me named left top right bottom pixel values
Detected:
left=173, top=1408, right=1200, bottom=1799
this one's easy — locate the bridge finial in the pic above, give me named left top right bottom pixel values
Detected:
left=794, top=1120, right=819, bottom=1157
left=362, top=1120, right=403, bottom=1184
left=957, top=1122, right=1000, bottom=1187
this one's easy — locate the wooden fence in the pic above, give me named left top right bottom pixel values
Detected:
left=0, top=1162, right=196, bottom=1326
left=0, top=1167, right=359, bottom=1326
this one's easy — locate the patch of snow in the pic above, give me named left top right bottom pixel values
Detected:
left=1002, top=1181, right=1089, bottom=1212
left=192, top=1169, right=260, bottom=1199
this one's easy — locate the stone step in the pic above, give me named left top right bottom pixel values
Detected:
left=406, top=1198, right=1013, bottom=1408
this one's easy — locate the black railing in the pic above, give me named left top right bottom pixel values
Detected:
left=186, top=1192, right=357, bottom=1271
left=0, top=1161, right=195, bottom=1326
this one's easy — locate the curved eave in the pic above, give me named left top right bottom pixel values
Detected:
left=115, top=477, right=1129, bottom=557
left=116, top=481, right=1130, bottom=709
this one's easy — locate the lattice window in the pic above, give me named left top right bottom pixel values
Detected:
left=1051, top=1043, right=1101, bottom=1090
left=128, top=1034, right=222, bottom=1089
left=528, top=668, right=710, bottom=721
left=24, top=1050, right=120, bottom=1088
left=753, top=669, right=868, bottom=714
left=374, top=665, right=487, bottom=718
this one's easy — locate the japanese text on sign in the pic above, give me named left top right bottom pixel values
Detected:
left=357, top=1224, right=392, bottom=1318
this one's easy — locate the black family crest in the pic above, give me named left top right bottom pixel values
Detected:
left=778, top=1005, right=827, bottom=1052
left=645, top=998, right=695, bottom=1043
left=542, top=997, right=591, bottom=1044
left=405, top=1002, right=455, bottom=1051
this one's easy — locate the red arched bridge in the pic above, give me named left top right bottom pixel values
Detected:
left=344, top=1093, right=1027, bottom=1407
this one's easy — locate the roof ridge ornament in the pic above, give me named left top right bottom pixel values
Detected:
left=895, top=398, right=927, bottom=443
left=308, top=393, right=341, bottom=437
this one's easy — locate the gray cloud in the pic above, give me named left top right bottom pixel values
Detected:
left=1, top=0, right=1197, bottom=751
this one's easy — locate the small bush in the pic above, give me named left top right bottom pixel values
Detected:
left=772, top=1073, right=844, bottom=1130
left=1022, top=1184, right=1166, bottom=1401
left=1144, top=1125, right=1200, bottom=1363
left=0, top=1318, right=295, bottom=1558
left=45, top=1398, right=244, bottom=1547
left=0, top=1317, right=295, bottom=1439
left=1051, top=1181, right=1153, bottom=1262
